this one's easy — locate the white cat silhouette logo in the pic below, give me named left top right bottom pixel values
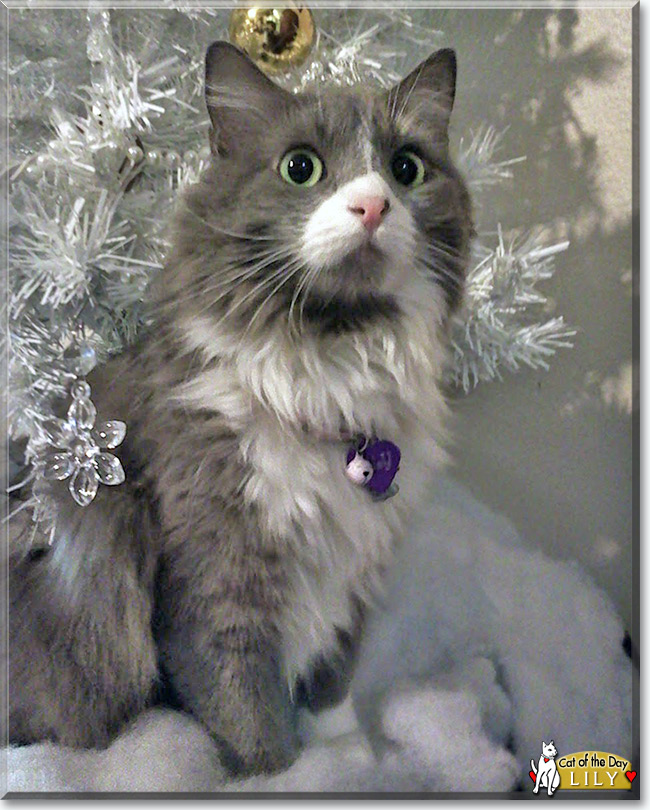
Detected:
left=530, top=740, right=561, bottom=795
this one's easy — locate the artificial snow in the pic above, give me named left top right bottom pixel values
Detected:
left=6, top=474, right=634, bottom=795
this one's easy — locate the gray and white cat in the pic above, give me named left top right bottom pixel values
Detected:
left=9, top=42, right=472, bottom=775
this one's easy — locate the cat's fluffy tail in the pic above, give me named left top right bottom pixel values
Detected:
left=530, top=760, right=537, bottom=774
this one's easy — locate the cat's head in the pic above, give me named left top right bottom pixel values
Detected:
left=164, top=42, right=472, bottom=340
left=542, top=741, right=558, bottom=758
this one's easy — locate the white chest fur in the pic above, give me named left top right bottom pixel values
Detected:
left=242, top=413, right=445, bottom=682
left=175, top=290, right=449, bottom=682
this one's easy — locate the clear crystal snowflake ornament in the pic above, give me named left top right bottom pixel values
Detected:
left=38, top=380, right=126, bottom=506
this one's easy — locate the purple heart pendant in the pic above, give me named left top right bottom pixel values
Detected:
left=345, top=435, right=401, bottom=500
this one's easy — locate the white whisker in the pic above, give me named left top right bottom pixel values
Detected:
left=237, top=260, right=306, bottom=348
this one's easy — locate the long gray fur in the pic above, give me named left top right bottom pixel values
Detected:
left=9, top=42, right=472, bottom=776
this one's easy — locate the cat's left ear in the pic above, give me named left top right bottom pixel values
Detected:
left=387, top=48, right=456, bottom=127
left=205, top=41, right=293, bottom=155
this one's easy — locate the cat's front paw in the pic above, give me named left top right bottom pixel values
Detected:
left=296, top=631, right=358, bottom=713
left=206, top=687, right=301, bottom=777
left=295, top=655, right=352, bottom=713
left=215, top=721, right=300, bottom=777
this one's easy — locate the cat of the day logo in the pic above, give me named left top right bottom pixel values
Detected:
left=529, top=741, right=636, bottom=794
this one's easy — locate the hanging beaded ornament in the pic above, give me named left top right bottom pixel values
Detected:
left=36, top=380, right=127, bottom=507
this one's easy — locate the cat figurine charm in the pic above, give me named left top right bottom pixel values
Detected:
left=9, top=40, right=473, bottom=775
left=345, top=436, right=401, bottom=500
left=345, top=447, right=375, bottom=486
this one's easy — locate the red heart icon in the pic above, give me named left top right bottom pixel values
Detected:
left=529, top=770, right=536, bottom=782
left=625, top=771, right=637, bottom=783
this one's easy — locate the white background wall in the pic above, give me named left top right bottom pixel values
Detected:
left=433, top=7, right=635, bottom=632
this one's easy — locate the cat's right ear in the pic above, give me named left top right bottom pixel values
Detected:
left=205, top=41, right=292, bottom=155
left=387, top=48, right=456, bottom=130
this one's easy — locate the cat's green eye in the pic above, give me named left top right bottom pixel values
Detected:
left=279, top=148, right=324, bottom=187
left=391, top=150, right=426, bottom=188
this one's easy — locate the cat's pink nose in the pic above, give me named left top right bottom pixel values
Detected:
left=348, top=196, right=390, bottom=234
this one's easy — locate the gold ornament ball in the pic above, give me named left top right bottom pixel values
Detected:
left=229, top=5, right=315, bottom=74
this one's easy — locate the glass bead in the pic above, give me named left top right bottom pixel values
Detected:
left=95, top=452, right=125, bottom=486
left=71, top=380, right=91, bottom=400
left=68, top=396, right=97, bottom=431
left=92, top=420, right=126, bottom=449
left=69, top=466, right=99, bottom=507
left=70, top=435, right=99, bottom=463
left=42, top=416, right=75, bottom=448
left=77, top=345, right=97, bottom=375
left=42, top=452, right=75, bottom=481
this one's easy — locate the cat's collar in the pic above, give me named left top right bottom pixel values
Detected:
left=300, top=422, right=356, bottom=443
